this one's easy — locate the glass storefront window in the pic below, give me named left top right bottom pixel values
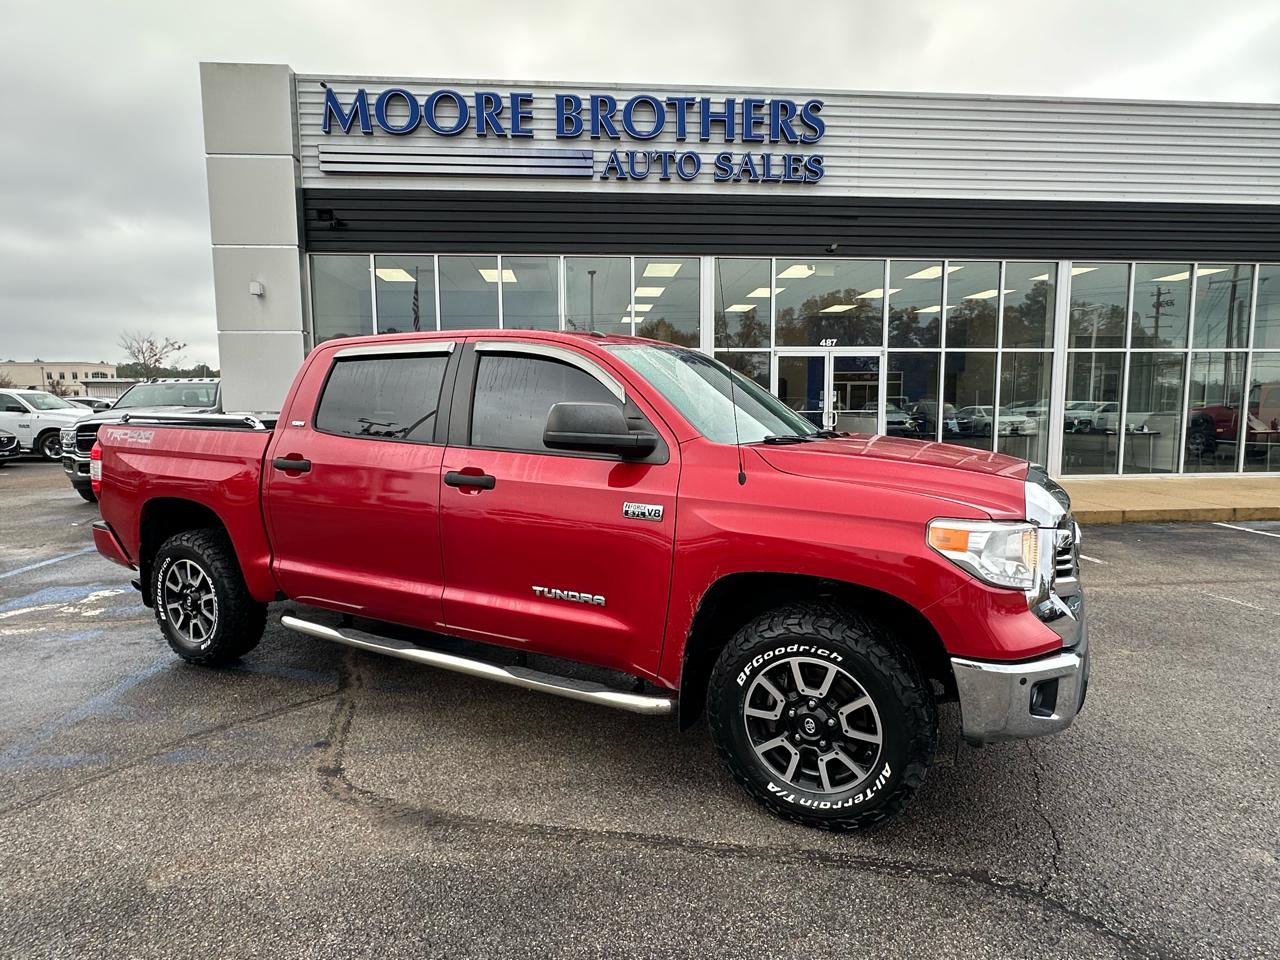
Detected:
left=716, top=351, right=770, bottom=390
left=1061, top=352, right=1123, bottom=475
left=998, top=351, right=1051, bottom=466
left=1243, top=354, right=1280, bottom=472
left=1254, top=265, right=1280, bottom=349
left=1002, top=264, right=1056, bottom=349
left=944, top=262, right=1000, bottom=349
left=374, top=255, right=435, bottom=333
left=1131, top=263, right=1190, bottom=348
left=635, top=257, right=700, bottom=346
left=1185, top=352, right=1247, bottom=473
left=1193, top=264, right=1253, bottom=349
left=888, top=352, right=941, bottom=440
left=1124, top=352, right=1185, bottom=474
left=1069, top=263, right=1129, bottom=349
left=439, top=256, right=499, bottom=330
left=889, top=261, right=944, bottom=348
left=312, top=255, right=372, bottom=343
left=775, top=260, right=884, bottom=348
left=776, top=355, right=825, bottom=427
left=715, top=259, right=772, bottom=349
left=566, top=257, right=630, bottom=333
left=941, top=352, right=997, bottom=450
left=502, top=256, right=560, bottom=330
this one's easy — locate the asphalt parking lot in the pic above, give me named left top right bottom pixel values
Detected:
left=0, top=461, right=1276, bottom=959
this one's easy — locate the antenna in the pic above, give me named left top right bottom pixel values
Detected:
left=727, top=364, right=746, bottom=485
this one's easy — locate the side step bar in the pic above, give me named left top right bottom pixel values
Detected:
left=280, top=615, right=676, bottom=716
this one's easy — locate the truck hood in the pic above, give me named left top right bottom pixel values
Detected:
left=752, top=435, right=1030, bottom=520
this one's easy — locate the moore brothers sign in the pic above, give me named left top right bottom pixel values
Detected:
left=319, top=87, right=827, bottom=184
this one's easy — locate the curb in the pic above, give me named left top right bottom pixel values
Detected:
left=1075, top=506, right=1280, bottom=525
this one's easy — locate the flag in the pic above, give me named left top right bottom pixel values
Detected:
left=412, top=268, right=421, bottom=331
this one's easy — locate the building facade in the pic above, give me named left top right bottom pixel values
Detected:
left=0, top=361, right=117, bottom=396
left=199, top=63, right=1280, bottom=478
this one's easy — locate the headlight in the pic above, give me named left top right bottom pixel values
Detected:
left=927, top=519, right=1041, bottom=591
left=60, top=428, right=76, bottom=447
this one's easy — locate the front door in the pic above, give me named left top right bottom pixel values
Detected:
left=775, top=352, right=884, bottom=434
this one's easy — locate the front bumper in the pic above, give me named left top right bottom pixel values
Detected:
left=62, top=454, right=92, bottom=486
left=951, top=596, right=1089, bottom=743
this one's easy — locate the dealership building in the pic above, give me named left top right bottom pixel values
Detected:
left=199, top=62, right=1280, bottom=478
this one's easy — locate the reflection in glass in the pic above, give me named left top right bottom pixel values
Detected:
left=439, top=256, right=499, bottom=330
left=774, top=260, right=884, bottom=347
left=566, top=257, right=630, bottom=333
left=998, top=351, right=1051, bottom=466
left=502, top=257, right=560, bottom=330
left=1002, top=264, right=1056, bottom=349
left=635, top=257, right=700, bottom=346
left=1061, top=352, right=1123, bottom=475
left=1254, top=265, right=1280, bottom=349
left=832, top=356, right=879, bottom=434
left=776, top=355, right=825, bottom=428
left=1069, top=263, right=1129, bottom=349
left=1243, top=354, right=1280, bottom=471
left=944, top=262, right=1000, bottom=348
left=942, top=352, right=996, bottom=450
left=1131, top=263, right=1190, bottom=348
left=311, top=255, right=373, bottom=343
left=889, top=262, right=944, bottom=347
left=715, top=351, right=770, bottom=390
left=374, top=256, right=435, bottom=333
left=1193, top=264, right=1253, bottom=349
left=715, top=259, right=772, bottom=348
left=1124, top=353, right=1185, bottom=473
left=1185, top=352, right=1246, bottom=473
left=888, top=352, right=940, bottom=440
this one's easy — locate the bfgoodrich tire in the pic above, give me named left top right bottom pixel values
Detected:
left=708, top=602, right=937, bottom=831
left=152, top=528, right=266, bottom=666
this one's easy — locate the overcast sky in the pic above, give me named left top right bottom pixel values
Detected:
left=2, top=0, right=1278, bottom=369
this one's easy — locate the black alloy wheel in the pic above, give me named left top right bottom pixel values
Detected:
left=37, top=432, right=62, bottom=461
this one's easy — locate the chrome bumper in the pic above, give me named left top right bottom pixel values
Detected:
left=951, top=599, right=1089, bottom=744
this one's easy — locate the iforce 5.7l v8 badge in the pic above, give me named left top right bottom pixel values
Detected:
left=623, top=502, right=664, bottom=522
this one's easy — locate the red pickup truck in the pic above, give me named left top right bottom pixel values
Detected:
left=91, top=330, right=1088, bottom=830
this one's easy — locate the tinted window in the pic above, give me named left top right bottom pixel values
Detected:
left=115, top=382, right=219, bottom=409
left=0, top=393, right=19, bottom=410
left=471, top=354, right=620, bottom=452
left=315, top=354, right=448, bottom=441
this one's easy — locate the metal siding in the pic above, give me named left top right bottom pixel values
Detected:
left=302, top=190, right=1280, bottom=261
left=296, top=76, right=1280, bottom=205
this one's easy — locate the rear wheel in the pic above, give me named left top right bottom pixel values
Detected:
left=152, top=528, right=266, bottom=665
left=708, top=602, right=937, bottom=831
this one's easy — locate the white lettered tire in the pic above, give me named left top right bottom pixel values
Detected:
left=707, top=602, right=937, bottom=831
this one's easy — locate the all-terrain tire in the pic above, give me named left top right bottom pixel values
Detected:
left=707, top=602, right=937, bottom=831
left=152, top=527, right=266, bottom=666
left=76, top=486, right=97, bottom=503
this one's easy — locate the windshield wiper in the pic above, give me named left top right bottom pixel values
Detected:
left=812, top=429, right=850, bottom=439
left=760, top=434, right=810, bottom=444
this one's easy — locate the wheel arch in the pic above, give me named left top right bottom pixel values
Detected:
left=137, top=497, right=228, bottom=607
left=678, top=572, right=953, bottom=731
left=34, top=426, right=62, bottom=456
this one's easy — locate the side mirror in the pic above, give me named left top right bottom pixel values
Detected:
left=544, top=402, right=657, bottom=457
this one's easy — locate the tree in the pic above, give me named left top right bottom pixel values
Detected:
left=119, top=331, right=187, bottom=378
left=47, top=378, right=71, bottom=397
left=0, top=371, right=13, bottom=389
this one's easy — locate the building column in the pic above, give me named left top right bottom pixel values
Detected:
left=200, top=62, right=307, bottom=413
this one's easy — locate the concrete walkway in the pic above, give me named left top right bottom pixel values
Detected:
left=1060, top=475, right=1280, bottom=524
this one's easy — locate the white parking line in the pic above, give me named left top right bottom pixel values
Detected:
left=0, top=547, right=97, bottom=580
left=1213, top=522, right=1280, bottom=540
left=1078, top=554, right=1107, bottom=564
left=1207, top=594, right=1273, bottom=614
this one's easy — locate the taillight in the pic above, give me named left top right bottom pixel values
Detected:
left=90, top=442, right=103, bottom=494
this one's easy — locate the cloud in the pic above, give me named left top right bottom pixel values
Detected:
left=1, top=0, right=1277, bottom=368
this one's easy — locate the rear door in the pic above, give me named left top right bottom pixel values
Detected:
left=437, top=341, right=679, bottom=678
left=263, top=342, right=456, bottom=628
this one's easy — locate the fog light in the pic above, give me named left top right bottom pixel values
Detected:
left=1029, top=677, right=1059, bottom=718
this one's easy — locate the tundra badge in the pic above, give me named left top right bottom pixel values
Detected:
left=623, top=502, right=664, bottom=522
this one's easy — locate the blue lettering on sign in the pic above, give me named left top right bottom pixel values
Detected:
left=318, top=85, right=830, bottom=186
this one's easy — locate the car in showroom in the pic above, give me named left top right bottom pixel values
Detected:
left=0, top=388, right=89, bottom=460
left=956, top=406, right=1039, bottom=438
left=61, top=379, right=220, bottom=502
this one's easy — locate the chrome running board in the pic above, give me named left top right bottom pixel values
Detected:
left=280, top=615, right=676, bottom=716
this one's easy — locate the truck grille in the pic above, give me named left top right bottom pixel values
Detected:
left=75, top=423, right=102, bottom=454
left=1054, top=528, right=1077, bottom=579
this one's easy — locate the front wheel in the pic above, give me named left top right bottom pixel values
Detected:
left=37, top=432, right=62, bottom=460
left=76, top=486, right=97, bottom=503
left=152, top=528, right=266, bottom=665
left=708, top=603, right=937, bottom=831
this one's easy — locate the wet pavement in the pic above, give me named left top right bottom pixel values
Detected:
left=1, top=461, right=1276, bottom=959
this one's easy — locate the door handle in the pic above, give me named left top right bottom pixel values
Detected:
left=272, top=457, right=312, bottom=473
left=445, top=470, right=495, bottom=490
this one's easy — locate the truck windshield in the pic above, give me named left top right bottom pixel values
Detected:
left=607, top=344, right=816, bottom=444
left=114, top=383, right=218, bottom=409
left=23, top=392, right=76, bottom=410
